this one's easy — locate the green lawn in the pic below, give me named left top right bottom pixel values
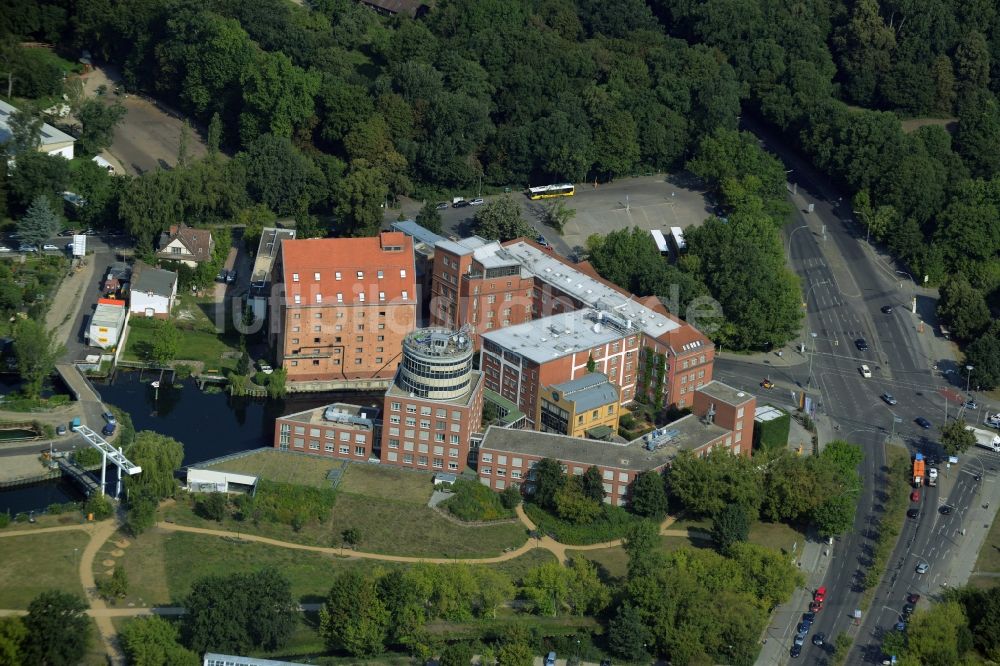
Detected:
left=123, top=319, right=238, bottom=370
left=0, top=530, right=90, bottom=607
left=162, top=489, right=528, bottom=558
left=749, top=521, right=806, bottom=552
left=338, top=463, right=436, bottom=504
left=206, top=450, right=342, bottom=489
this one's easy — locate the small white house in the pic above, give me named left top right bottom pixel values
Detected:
left=129, top=263, right=177, bottom=319
left=87, top=298, right=126, bottom=349
left=187, top=468, right=258, bottom=494
left=155, top=224, right=215, bottom=268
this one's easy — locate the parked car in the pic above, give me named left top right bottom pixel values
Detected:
left=58, top=229, right=78, bottom=237
left=895, top=620, right=906, bottom=632
left=545, top=652, right=556, bottom=666
left=42, top=244, right=58, bottom=251
left=964, top=399, right=978, bottom=410
left=940, top=505, right=952, bottom=515
left=855, top=338, right=869, bottom=351
left=435, top=202, right=449, bottom=210
left=902, top=603, right=914, bottom=618
left=535, top=234, right=550, bottom=248
left=790, top=644, right=801, bottom=658
left=881, top=305, right=894, bottom=314
left=0, top=246, right=10, bottom=253
left=916, top=562, right=929, bottom=574
left=910, top=490, right=920, bottom=502
left=794, top=633, right=806, bottom=647
left=760, top=379, right=775, bottom=389
left=881, top=393, right=897, bottom=405
left=860, top=364, right=872, bottom=378
left=452, top=200, right=469, bottom=208
left=102, top=423, right=116, bottom=437
left=802, top=612, right=816, bottom=623
left=83, top=228, right=98, bottom=235
left=226, top=270, right=237, bottom=284
left=217, top=269, right=228, bottom=282
left=814, top=586, right=827, bottom=603
left=907, top=593, right=921, bottom=604
left=18, top=244, right=38, bottom=252
left=469, top=197, right=485, bottom=206
left=907, top=508, right=919, bottom=518
left=812, top=633, right=825, bottom=646
left=915, top=417, right=932, bottom=429
left=102, top=411, right=117, bottom=426
left=56, top=424, right=67, bottom=436
left=798, top=620, right=811, bottom=634
left=809, top=600, right=823, bottom=613
left=258, top=361, right=273, bottom=375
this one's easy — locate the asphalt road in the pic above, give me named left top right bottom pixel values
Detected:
left=737, top=116, right=974, bottom=665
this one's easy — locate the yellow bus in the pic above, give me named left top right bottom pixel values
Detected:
left=527, top=183, right=575, bottom=200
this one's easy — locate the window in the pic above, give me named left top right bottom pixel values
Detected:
left=450, top=435, right=459, bottom=444
left=406, top=417, right=416, bottom=427
left=315, top=293, right=323, bottom=304
left=335, top=271, right=341, bottom=280
left=402, top=290, right=408, bottom=300
left=339, top=445, right=350, bottom=454
left=355, top=446, right=366, bottom=456
left=359, top=293, right=365, bottom=302
left=418, top=456, right=428, bottom=466
left=337, top=293, right=343, bottom=303
left=487, top=295, right=496, bottom=304
left=403, top=454, right=413, bottom=464
left=433, top=458, right=443, bottom=469
left=391, top=402, right=401, bottom=411
left=376, top=357, right=383, bottom=363
left=388, top=438, right=399, bottom=449
left=357, top=271, right=364, bottom=279
left=325, top=442, right=334, bottom=452
left=356, top=336, right=363, bottom=343
left=291, top=338, right=299, bottom=344
left=448, top=462, right=459, bottom=471
left=379, top=291, right=385, bottom=301
left=435, top=433, right=445, bottom=442
left=504, top=293, right=512, bottom=301
left=377, top=270, right=383, bottom=278
left=292, top=273, right=299, bottom=282
left=406, top=405, right=417, bottom=413
left=170, top=246, right=181, bottom=254
left=312, top=360, right=320, bottom=366
left=400, top=269, right=407, bottom=278
left=293, top=294, right=301, bottom=304
left=481, top=466, right=492, bottom=475
left=481, top=453, right=493, bottom=463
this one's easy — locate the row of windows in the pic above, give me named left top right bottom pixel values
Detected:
left=282, top=423, right=369, bottom=443
left=386, top=428, right=461, bottom=443
left=290, top=438, right=367, bottom=456
left=384, top=451, right=459, bottom=470
left=292, top=291, right=409, bottom=304
left=292, top=269, right=407, bottom=282
left=401, top=356, right=472, bottom=380
left=389, top=403, right=463, bottom=419
left=397, top=374, right=471, bottom=398
left=385, top=440, right=461, bottom=456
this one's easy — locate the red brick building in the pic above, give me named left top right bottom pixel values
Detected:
left=428, top=237, right=713, bottom=410
left=274, top=403, right=380, bottom=460
left=480, top=309, right=641, bottom=429
left=272, top=232, right=417, bottom=386
left=381, top=327, right=484, bottom=472
left=476, top=381, right=755, bottom=505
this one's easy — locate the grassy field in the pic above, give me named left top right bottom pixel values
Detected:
left=0, top=530, right=90, bottom=607
left=749, top=521, right=806, bottom=553
left=113, top=525, right=554, bottom=607
left=207, top=449, right=342, bottom=489
left=162, top=487, right=528, bottom=558
left=338, top=463, right=436, bottom=504
left=123, top=320, right=237, bottom=369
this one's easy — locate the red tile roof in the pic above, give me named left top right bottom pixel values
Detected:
left=280, top=232, right=416, bottom=304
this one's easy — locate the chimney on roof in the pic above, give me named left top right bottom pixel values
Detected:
left=169, top=225, right=178, bottom=235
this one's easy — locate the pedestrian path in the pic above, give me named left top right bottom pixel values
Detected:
left=0, top=503, right=698, bottom=663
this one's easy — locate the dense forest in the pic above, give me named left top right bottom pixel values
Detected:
left=1, top=0, right=998, bottom=375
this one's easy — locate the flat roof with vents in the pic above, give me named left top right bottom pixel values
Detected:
left=481, top=310, right=634, bottom=365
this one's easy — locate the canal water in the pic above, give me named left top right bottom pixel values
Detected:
left=0, top=371, right=382, bottom=515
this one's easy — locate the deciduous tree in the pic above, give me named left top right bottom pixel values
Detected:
left=125, top=431, right=185, bottom=501
left=120, top=616, right=200, bottom=666
left=149, top=320, right=180, bottom=364
left=22, top=591, right=91, bottom=666
left=320, top=570, right=389, bottom=656
left=712, top=503, right=751, bottom=553
left=472, top=196, right=531, bottom=242
left=77, top=98, right=127, bottom=156
left=630, top=470, right=668, bottom=518
left=941, top=418, right=977, bottom=455
left=13, top=317, right=63, bottom=398
left=608, top=602, right=650, bottom=660
left=530, top=458, right=565, bottom=511
left=415, top=201, right=443, bottom=234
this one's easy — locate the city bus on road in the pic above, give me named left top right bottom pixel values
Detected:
left=528, top=183, right=575, bottom=200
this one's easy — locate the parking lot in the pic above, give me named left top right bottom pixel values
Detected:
left=387, top=174, right=713, bottom=257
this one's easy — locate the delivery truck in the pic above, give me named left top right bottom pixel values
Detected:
left=969, top=426, right=1000, bottom=453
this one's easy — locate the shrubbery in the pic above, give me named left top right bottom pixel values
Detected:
left=441, top=479, right=514, bottom=522
left=245, top=480, right=336, bottom=527
left=524, top=502, right=644, bottom=545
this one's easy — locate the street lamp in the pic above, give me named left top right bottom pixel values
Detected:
left=853, top=209, right=871, bottom=244
left=806, top=332, right=818, bottom=388
left=966, top=365, right=974, bottom=396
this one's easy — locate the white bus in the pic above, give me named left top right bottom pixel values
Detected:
left=669, top=226, right=686, bottom=254
left=528, top=183, right=575, bottom=200
left=650, top=229, right=669, bottom=255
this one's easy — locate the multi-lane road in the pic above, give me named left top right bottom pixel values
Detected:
left=732, top=117, right=996, bottom=665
